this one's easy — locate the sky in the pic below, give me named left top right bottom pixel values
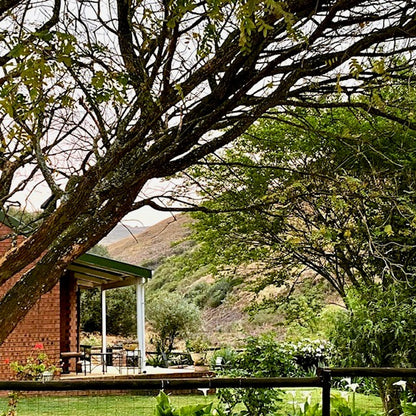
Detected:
left=122, top=206, right=174, bottom=228
left=14, top=176, right=178, bottom=227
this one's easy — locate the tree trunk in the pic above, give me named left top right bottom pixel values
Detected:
left=377, top=379, right=402, bottom=416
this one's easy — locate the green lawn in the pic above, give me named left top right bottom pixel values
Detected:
left=0, top=389, right=384, bottom=415
left=280, top=388, right=383, bottom=413
left=0, top=393, right=208, bottom=416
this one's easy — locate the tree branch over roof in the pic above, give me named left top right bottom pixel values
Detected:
left=0, top=0, right=415, bottom=344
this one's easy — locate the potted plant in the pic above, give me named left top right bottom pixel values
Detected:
left=186, top=335, right=209, bottom=371
left=10, top=343, right=60, bottom=380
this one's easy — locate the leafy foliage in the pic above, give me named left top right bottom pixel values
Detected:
left=154, top=391, right=216, bottom=416
left=186, top=95, right=416, bottom=301
left=330, top=284, right=416, bottom=414
left=331, top=285, right=416, bottom=368
left=216, top=334, right=286, bottom=416
left=80, top=287, right=138, bottom=337
left=147, top=293, right=201, bottom=363
left=10, top=343, right=59, bottom=380
left=330, top=395, right=378, bottom=416
left=215, top=334, right=333, bottom=415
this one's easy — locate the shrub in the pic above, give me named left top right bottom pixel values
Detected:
left=291, top=339, right=333, bottom=375
left=216, top=334, right=288, bottom=416
left=330, top=284, right=416, bottom=415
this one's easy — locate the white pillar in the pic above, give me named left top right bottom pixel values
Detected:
left=101, top=289, right=107, bottom=354
left=136, top=279, right=146, bottom=371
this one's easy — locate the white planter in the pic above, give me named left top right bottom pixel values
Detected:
left=190, top=352, right=206, bottom=366
left=39, top=371, right=54, bottom=382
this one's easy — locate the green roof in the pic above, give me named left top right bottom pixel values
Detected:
left=68, top=253, right=152, bottom=290
left=0, top=211, right=32, bottom=236
left=0, top=211, right=151, bottom=289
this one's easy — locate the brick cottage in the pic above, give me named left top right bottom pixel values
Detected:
left=0, top=212, right=151, bottom=379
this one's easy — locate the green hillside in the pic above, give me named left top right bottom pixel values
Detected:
left=107, top=214, right=338, bottom=346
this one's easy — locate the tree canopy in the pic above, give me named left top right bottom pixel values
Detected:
left=186, top=88, right=416, bottom=299
left=0, top=0, right=415, bottom=344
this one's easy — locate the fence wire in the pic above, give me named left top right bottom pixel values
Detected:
left=0, top=392, right=214, bottom=416
left=0, top=369, right=412, bottom=416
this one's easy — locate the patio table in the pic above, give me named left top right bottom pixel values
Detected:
left=60, top=351, right=82, bottom=374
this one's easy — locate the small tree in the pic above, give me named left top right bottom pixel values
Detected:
left=331, top=284, right=416, bottom=415
left=147, top=293, right=201, bottom=366
left=216, top=334, right=291, bottom=416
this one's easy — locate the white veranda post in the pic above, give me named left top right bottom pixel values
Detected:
left=101, top=279, right=147, bottom=372
left=136, top=278, right=146, bottom=371
left=102, top=288, right=107, bottom=354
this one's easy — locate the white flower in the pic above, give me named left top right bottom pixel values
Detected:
left=349, top=383, right=359, bottom=392
left=287, top=390, right=296, bottom=398
left=301, top=392, right=312, bottom=404
left=393, top=380, right=407, bottom=390
left=340, top=391, right=349, bottom=400
left=342, top=377, right=360, bottom=392
left=198, top=388, right=209, bottom=396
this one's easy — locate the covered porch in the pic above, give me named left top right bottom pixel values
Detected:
left=60, top=253, right=152, bottom=376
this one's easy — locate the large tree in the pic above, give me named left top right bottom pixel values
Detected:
left=0, top=0, right=415, bottom=344
left=185, top=98, right=416, bottom=298
left=182, top=92, right=416, bottom=416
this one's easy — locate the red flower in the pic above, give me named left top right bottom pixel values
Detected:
left=34, top=343, right=44, bottom=350
left=4, top=358, right=9, bottom=364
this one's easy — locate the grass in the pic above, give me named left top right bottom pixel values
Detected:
left=0, top=393, right=209, bottom=416
left=0, top=389, right=384, bottom=416
left=280, top=388, right=383, bottom=413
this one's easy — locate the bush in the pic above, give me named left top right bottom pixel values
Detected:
left=214, top=334, right=336, bottom=415
left=291, top=339, right=333, bottom=375
left=216, top=334, right=289, bottom=416
left=330, top=284, right=416, bottom=415
left=186, top=278, right=235, bottom=308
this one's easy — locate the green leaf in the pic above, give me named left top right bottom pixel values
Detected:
left=91, top=71, right=105, bottom=89
left=9, top=44, right=26, bottom=58
left=384, top=224, right=394, bottom=236
left=57, top=55, right=72, bottom=66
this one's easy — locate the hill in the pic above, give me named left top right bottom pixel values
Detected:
left=107, top=213, right=336, bottom=346
left=100, top=224, right=147, bottom=246
left=107, top=213, right=195, bottom=268
left=107, top=213, right=268, bottom=344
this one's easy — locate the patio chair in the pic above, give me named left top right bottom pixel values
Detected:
left=124, top=343, right=140, bottom=373
left=214, top=356, right=225, bottom=370
left=77, top=345, right=92, bottom=375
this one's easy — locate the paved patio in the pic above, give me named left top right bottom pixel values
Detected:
left=60, top=365, right=207, bottom=380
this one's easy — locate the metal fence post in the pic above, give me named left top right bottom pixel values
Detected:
left=321, top=369, right=331, bottom=416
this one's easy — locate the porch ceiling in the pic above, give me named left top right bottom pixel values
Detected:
left=68, top=253, right=152, bottom=290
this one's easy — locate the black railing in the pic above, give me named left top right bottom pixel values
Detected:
left=318, top=367, right=416, bottom=415
left=1, top=367, right=415, bottom=415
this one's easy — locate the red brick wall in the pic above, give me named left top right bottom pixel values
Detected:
left=0, top=224, right=61, bottom=379
left=60, top=272, right=79, bottom=371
